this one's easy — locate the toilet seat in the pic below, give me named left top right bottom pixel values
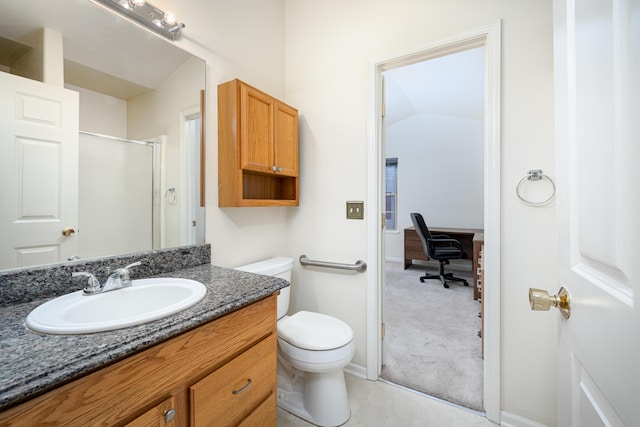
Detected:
left=278, top=311, right=353, bottom=350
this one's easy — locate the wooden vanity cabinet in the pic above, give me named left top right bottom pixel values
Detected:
left=218, top=79, right=299, bottom=207
left=0, top=295, right=277, bottom=427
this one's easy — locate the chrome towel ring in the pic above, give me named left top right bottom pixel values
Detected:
left=165, top=188, right=177, bottom=205
left=516, top=169, right=556, bottom=207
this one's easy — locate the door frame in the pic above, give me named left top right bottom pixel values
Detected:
left=365, top=21, right=502, bottom=422
left=180, top=106, right=203, bottom=246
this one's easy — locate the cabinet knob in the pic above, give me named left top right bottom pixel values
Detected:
left=271, top=165, right=277, bottom=171
left=164, top=408, right=176, bottom=423
left=278, top=167, right=283, bottom=173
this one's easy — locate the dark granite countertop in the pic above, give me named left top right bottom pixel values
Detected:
left=0, top=263, right=288, bottom=411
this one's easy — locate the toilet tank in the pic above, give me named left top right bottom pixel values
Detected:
left=235, top=257, right=292, bottom=319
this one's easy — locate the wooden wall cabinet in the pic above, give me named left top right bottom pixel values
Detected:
left=0, top=296, right=277, bottom=427
left=218, top=79, right=299, bottom=207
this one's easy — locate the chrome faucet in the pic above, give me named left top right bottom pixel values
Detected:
left=72, top=261, right=142, bottom=295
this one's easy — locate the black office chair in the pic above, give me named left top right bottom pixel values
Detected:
left=410, top=212, right=469, bottom=289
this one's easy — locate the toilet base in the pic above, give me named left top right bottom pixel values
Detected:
left=277, top=362, right=350, bottom=426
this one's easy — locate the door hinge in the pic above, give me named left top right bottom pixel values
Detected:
left=381, top=213, right=385, bottom=229
left=381, top=101, right=385, bottom=118
left=381, top=323, right=385, bottom=339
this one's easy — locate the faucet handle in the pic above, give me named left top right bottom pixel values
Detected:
left=124, top=261, right=142, bottom=270
left=117, top=261, right=142, bottom=287
left=72, top=271, right=100, bottom=295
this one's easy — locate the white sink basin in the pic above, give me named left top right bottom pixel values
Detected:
left=26, top=278, right=207, bottom=335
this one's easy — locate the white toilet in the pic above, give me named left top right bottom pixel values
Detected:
left=236, top=257, right=355, bottom=427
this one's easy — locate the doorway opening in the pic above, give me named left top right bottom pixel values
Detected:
left=365, top=21, right=502, bottom=423
left=181, top=107, right=205, bottom=247
left=380, top=46, right=485, bottom=411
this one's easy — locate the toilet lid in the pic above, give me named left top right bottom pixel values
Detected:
left=278, top=311, right=354, bottom=351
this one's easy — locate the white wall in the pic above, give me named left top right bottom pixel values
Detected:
left=383, top=48, right=485, bottom=261
left=128, top=56, right=204, bottom=248
left=385, top=113, right=484, bottom=260
left=164, top=0, right=557, bottom=425
left=70, top=84, right=126, bottom=137
left=284, top=1, right=557, bottom=426
left=166, top=0, right=290, bottom=268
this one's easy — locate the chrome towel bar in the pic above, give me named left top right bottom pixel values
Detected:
left=299, top=255, right=367, bottom=272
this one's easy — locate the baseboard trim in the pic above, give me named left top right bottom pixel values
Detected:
left=344, top=362, right=367, bottom=379
left=501, top=411, right=549, bottom=427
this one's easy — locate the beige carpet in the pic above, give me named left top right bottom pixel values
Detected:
left=381, top=261, right=484, bottom=411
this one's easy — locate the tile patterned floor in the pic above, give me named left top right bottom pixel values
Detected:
left=277, top=374, right=498, bottom=426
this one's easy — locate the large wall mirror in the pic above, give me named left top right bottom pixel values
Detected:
left=0, top=0, right=206, bottom=271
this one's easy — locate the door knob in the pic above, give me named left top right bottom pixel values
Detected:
left=529, top=287, right=570, bottom=319
left=61, top=227, right=75, bottom=237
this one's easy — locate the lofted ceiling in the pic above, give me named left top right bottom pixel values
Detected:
left=384, top=47, right=485, bottom=127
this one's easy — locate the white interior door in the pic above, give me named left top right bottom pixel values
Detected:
left=554, top=0, right=639, bottom=425
left=0, top=72, right=79, bottom=269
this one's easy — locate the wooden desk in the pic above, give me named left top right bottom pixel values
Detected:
left=404, top=227, right=484, bottom=299
left=472, top=233, right=484, bottom=300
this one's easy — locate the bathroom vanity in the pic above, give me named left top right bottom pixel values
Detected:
left=0, top=245, right=288, bottom=426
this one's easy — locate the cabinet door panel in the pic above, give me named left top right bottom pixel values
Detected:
left=274, top=101, right=298, bottom=177
left=125, top=395, right=177, bottom=427
left=240, top=85, right=274, bottom=173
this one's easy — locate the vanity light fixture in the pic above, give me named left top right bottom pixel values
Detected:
left=90, top=0, right=185, bottom=41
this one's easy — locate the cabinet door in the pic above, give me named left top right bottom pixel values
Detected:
left=240, top=84, right=274, bottom=174
left=273, top=101, right=298, bottom=177
left=124, top=395, right=178, bottom=427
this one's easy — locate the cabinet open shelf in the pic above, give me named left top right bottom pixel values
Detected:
left=242, top=171, right=297, bottom=202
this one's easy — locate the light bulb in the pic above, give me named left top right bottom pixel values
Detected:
left=129, top=0, right=145, bottom=7
left=163, top=11, right=177, bottom=26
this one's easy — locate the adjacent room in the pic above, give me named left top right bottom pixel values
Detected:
left=381, top=47, right=485, bottom=411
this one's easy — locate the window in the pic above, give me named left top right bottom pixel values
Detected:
left=385, top=158, right=398, bottom=230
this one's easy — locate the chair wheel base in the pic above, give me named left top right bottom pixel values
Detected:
left=417, top=273, right=468, bottom=290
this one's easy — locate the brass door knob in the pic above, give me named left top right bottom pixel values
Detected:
left=61, top=227, right=75, bottom=237
left=529, top=287, right=570, bottom=319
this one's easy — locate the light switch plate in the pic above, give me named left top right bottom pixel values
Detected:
left=346, top=201, right=364, bottom=219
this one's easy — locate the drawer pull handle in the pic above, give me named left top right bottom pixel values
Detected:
left=232, top=378, right=252, bottom=394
